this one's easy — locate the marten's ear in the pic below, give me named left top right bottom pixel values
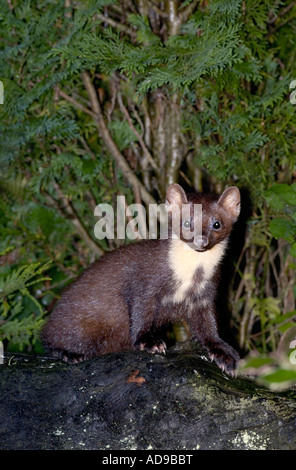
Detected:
left=165, top=184, right=188, bottom=210
left=218, top=186, right=241, bottom=221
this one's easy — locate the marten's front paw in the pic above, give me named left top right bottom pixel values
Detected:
left=207, top=341, right=240, bottom=376
left=138, top=340, right=167, bottom=355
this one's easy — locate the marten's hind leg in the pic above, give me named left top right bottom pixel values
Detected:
left=43, top=347, right=94, bottom=363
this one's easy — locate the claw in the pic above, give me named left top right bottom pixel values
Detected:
left=205, top=341, right=240, bottom=376
left=139, top=341, right=167, bottom=355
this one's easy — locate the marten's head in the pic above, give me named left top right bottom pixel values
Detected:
left=165, top=184, right=240, bottom=252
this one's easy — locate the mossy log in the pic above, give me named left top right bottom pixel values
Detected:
left=0, top=343, right=296, bottom=450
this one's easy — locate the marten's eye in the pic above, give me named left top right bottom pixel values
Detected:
left=213, top=221, right=221, bottom=230
left=183, top=220, right=191, bottom=229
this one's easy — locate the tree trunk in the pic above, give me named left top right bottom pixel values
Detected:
left=1, top=343, right=296, bottom=450
left=132, top=0, right=187, bottom=197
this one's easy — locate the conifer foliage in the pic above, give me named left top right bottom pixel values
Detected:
left=0, top=0, right=296, bottom=375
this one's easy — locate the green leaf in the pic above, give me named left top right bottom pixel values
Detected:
left=262, top=368, right=296, bottom=384
left=269, top=218, right=296, bottom=243
left=278, top=322, right=296, bottom=334
left=265, top=184, right=296, bottom=209
left=290, top=242, right=296, bottom=258
left=274, top=310, right=296, bottom=324
left=241, top=356, right=274, bottom=369
left=264, top=189, right=285, bottom=210
left=0, top=261, right=51, bottom=298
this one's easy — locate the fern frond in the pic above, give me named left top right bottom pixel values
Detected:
left=0, top=261, right=51, bottom=298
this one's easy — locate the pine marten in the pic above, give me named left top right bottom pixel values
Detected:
left=41, top=184, right=241, bottom=375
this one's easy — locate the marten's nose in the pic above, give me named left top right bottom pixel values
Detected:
left=194, top=236, right=209, bottom=250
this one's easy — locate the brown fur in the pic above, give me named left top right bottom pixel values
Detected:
left=41, top=184, right=241, bottom=374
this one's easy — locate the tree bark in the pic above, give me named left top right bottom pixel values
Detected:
left=1, top=343, right=296, bottom=450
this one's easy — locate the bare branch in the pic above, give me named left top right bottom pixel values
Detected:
left=147, top=0, right=168, bottom=18
left=165, top=0, right=181, bottom=35
left=50, top=180, right=104, bottom=257
left=181, top=0, right=199, bottom=23
left=117, top=92, right=158, bottom=171
left=267, top=1, right=296, bottom=24
left=81, top=71, right=157, bottom=207
left=97, top=13, right=137, bottom=39
left=64, top=0, right=72, bottom=18
left=57, top=88, right=96, bottom=119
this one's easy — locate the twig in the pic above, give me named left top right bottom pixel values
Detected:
left=130, top=102, right=145, bottom=137
left=81, top=71, right=157, bottom=207
left=267, top=2, right=296, bottom=24
left=49, top=181, right=104, bottom=257
left=267, top=2, right=296, bottom=35
left=250, top=311, right=296, bottom=340
left=97, top=13, right=137, bottom=39
left=117, top=92, right=158, bottom=171
left=181, top=0, right=199, bottom=23
left=179, top=169, right=192, bottom=187
left=147, top=0, right=168, bottom=18
left=239, top=244, right=257, bottom=349
left=57, top=88, right=96, bottom=118
left=64, top=0, right=72, bottom=18
left=106, top=78, right=118, bottom=122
